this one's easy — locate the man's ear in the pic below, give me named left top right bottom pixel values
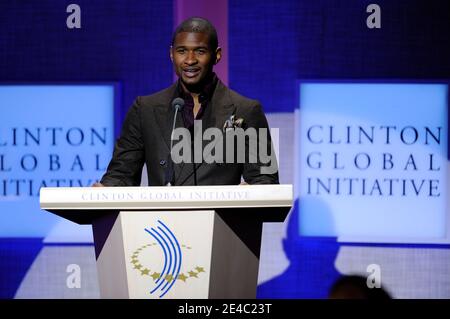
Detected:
left=169, top=46, right=174, bottom=63
left=214, top=47, right=222, bottom=65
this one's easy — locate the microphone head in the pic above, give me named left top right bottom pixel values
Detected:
left=171, top=97, right=185, bottom=111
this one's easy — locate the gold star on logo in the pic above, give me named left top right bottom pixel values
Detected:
left=195, top=266, right=205, bottom=273
left=133, top=264, right=142, bottom=270
left=151, top=272, right=160, bottom=280
left=165, top=274, right=174, bottom=283
left=140, top=268, right=150, bottom=276
left=188, top=271, right=198, bottom=278
left=131, top=259, right=139, bottom=264
left=177, top=273, right=188, bottom=282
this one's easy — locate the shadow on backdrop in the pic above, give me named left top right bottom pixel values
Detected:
left=328, top=275, right=392, bottom=299
left=257, top=198, right=341, bottom=298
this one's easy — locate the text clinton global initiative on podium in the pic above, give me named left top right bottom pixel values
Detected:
left=80, top=189, right=250, bottom=201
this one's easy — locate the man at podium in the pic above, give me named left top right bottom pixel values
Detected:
left=96, top=17, right=278, bottom=187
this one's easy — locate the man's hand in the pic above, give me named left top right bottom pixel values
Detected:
left=92, top=182, right=105, bottom=187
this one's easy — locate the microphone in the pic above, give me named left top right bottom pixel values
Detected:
left=165, top=97, right=185, bottom=186
left=172, top=97, right=185, bottom=112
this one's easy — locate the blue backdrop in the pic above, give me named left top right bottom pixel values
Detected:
left=229, top=0, right=450, bottom=112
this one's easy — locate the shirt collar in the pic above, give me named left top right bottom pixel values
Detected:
left=176, top=72, right=218, bottom=104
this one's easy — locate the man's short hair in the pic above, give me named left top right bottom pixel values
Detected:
left=171, top=17, right=219, bottom=51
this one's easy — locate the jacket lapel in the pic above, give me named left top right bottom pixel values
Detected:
left=152, top=83, right=179, bottom=152
left=152, top=84, right=188, bottom=185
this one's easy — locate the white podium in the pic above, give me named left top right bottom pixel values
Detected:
left=40, top=184, right=292, bottom=299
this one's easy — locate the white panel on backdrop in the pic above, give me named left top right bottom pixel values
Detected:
left=296, top=82, right=449, bottom=243
left=0, top=85, right=115, bottom=240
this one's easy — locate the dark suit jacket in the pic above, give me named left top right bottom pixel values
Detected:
left=100, top=80, right=279, bottom=186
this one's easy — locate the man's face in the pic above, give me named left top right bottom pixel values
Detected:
left=170, top=32, right=221, bottom=90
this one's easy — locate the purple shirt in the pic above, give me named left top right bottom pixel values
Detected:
left=177, top=73, right=218, bottom=130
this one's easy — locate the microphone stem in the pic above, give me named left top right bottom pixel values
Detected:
left=170, top=107, right=179, bottom=151
left=166, top=107, right=180, bottom=186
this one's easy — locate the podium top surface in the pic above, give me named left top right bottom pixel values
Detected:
left=40, top=185, right=293, bottom=224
